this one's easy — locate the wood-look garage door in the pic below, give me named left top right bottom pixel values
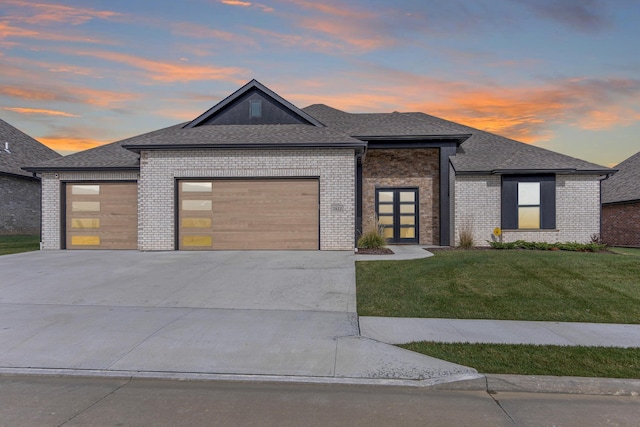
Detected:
left=178, top=179, right=319, bottom=250
left=65, top=182, right=138, bottom=249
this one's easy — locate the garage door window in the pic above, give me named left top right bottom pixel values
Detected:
left=71, top=184, right=100, bottom=195
left=72, top=201, right=100, bottom=212
left=182, top=200, right=212, bottom=210
left=71, top=218, right=100, bottom=228
left=181, top=182, right=212, bottom=192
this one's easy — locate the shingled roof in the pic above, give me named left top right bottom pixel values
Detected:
left=304, top=104, right=611, bottom=174
left=0, top=117, right=60, bottom=177
left=25, top=81, right=613, bottom=175
left=121, top=123, right=364, bottom=150
left=23, top=124, right=184, bottom=172
left=602, top=151, right=640, bottom=204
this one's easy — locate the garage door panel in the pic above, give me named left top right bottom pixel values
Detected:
left=179, top=179, right=319, bottom=250
left=66, top=182, right=138, bottom=250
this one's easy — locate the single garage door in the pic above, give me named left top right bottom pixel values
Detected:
left=65, top=182, right=138, bottom=249
left=178, top=179, right=319, bottom=250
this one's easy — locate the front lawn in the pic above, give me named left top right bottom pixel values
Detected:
left=0, top=235, right=40, bottom=255
left=400, top=342, right=640, bottom=379
left=356, top=249, right=640, bottom=323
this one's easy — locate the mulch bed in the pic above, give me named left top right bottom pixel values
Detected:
left=356, top=248, right=395, bottom=255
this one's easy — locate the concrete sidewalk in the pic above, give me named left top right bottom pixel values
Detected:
left=355, top=245, right=435, bottom=261
left=360, top=317, right=640, bottom=347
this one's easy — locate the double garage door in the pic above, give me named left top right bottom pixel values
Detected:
left=65, top=179, right=319, bottom=250
left=179, top=179, right=319, bottom=250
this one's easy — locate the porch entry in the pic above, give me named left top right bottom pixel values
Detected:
left=375, top=188, right=419, bottom=244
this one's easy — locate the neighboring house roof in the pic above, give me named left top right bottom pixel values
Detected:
left=602, top=151, right=640, bottom=204
left=0, top=117, right=61, bottom=178
left=24, top=80, right=613, bottom=176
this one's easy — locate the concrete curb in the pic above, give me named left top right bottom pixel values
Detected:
left=433, top=374, right=640, bottom=396
left=0, top=367, right=481, bottom=388
left=1, top=368, right=638, bottom=396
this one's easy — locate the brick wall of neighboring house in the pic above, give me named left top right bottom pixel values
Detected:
left=602, top=201, right=640, bottom=247
left=139, top=149, right=355, bottom=251
left=40, top=171, right=139, bottom=249
left=454, top=174, right=602, bottom=246
left=0, top=174, right=41, bottom=235
left=362, top=148, right=440, bottom=245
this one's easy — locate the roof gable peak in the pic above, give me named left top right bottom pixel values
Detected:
left=184, top=79, right=324, bottom=128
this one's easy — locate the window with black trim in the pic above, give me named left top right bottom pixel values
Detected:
left=501, top=175, right=555, bottom=230
left=249, top=100, right=262, bottom=118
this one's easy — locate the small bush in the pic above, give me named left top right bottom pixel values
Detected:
left=357, top=216, right=387, bottom=249
left=458, top=225, right=475, bottom=249
left=488, top=239, right=607, bottom=252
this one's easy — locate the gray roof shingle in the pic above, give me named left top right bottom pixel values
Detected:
left=23, top=124, right=186, bottom=171
left=602, top=151, right=640, bottom=204
left=304, top=104, right=611, bottom=174
left=26, top=99, right=613, bottom=176
left=0, top=117, right=61, bottom=177
left=121, top=124, right=364, bottom=148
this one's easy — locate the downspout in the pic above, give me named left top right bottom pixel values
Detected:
left=599, top=172, right=614, bottom=243
left=33, top=172, right=43, bottom=250
left=354, top=149, right=364, bottom=250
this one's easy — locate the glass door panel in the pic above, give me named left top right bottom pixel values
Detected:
left=376, top=188, right=418, bottom=244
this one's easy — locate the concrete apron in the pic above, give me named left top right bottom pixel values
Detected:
left=0, top=250, right=476, bottom=383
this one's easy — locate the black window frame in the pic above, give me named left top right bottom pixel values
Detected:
left=375, top=187, right=419, bottom=244
left=501, top=174, right=556, bottom=230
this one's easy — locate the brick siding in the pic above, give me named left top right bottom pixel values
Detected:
left=362, top=148, right=439, bottom=245
left=0, top=174, right=41, bottom=235
left=454, top=174, right=602, bottom=246
left=139, top=149, right=355, bottom=251
left=602, top=201, right=640, bottom=247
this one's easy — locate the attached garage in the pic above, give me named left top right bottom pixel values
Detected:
left=178, top=179, right=319, bottom=250
left=65, top=182, right=138, bottom=249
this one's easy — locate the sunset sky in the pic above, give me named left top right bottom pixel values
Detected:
left=1, top=0, right=639, bottom=166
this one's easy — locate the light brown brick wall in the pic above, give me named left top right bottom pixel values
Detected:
left=362, top=148, right=440, bottom=245
left=602, top=201, right=640, bottom=247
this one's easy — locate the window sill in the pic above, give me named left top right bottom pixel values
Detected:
left=503, top=229, right=559, bottom=232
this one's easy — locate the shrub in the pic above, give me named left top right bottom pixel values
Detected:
left=357, top=216, right=387, bottom=249
left=488, top=239, right=607, bottom=252
left=458, top=225, right=475, bottom=249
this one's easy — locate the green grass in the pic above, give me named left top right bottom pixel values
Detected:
left=400, top=342, right=640, bottom=378
left=356, top=250, right=640, bottom=323
left=0, top=235, right=40, bottom=255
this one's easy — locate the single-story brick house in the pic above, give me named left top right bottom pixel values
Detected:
left=25, top=80, right=613, bottom=250
left=1, top=118, right=61, bottom=235
left=601, top=151, right=640, bottom=247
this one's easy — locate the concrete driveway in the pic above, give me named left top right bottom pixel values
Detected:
left=0, top=250, right=476, bottom=383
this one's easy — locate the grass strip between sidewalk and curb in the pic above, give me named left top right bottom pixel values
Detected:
left=400, top=342, right=640, bottom=379
left=356, top=248, right=640, bottom=323
left=0, top=235, right=39, bottom=255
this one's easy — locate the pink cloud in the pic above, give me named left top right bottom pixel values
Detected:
left=219, top=0, right=274, bottom=12
left=3, top=107, right=79, bottom=117
left=170, top=22, right=255, bottom=46
left=0, top=84, right=139, bottom=107
left=2, top=0, right=123, bottom=26
left=0, top=21, right=116, bottom=44
left=68, top=49, right=248, bottom=83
